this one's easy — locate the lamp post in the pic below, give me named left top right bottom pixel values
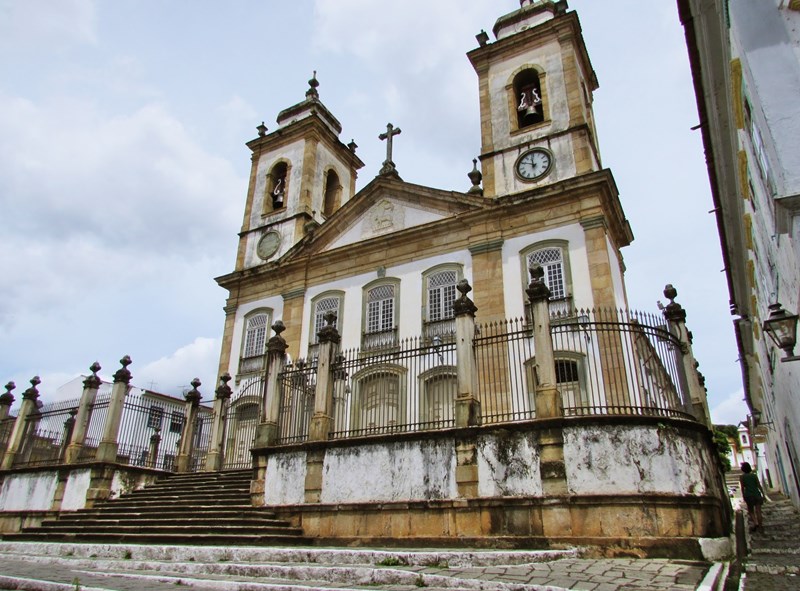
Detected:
left=762, top=302, right=800, bottom=362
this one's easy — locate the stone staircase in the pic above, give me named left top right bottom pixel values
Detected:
left=2, top=469, right=309, bottom=546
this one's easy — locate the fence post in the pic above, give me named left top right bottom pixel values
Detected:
left=96, top=356, right=132, bottom=463
left=58, top=410, right=77, bottom=462
left=454, top=279, right=481, bottom=427
left=64, top=362, right=102, bottom=464
left=526, top=264, right=562, bottom=419
left=0, top=377, right=41, bottom=469
left=662, top=285, right=712, bottom=427
left=308, top=311, right=339, bottom=442
left=254, top=322, right=289, bottom=448
left=176, top=378, right=203, bottom=472
left=205, top=373, right=233, bottom=471
left=0, top=382, right=14, bottom=421
left=148, top=427, right=162, bottom=468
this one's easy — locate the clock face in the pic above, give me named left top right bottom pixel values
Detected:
left=515, top=148, right=553, bottom=181
left=257, top=231, right=281, bottom=261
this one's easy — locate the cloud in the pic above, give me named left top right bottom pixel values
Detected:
left=710, top=388, right=750, bottom=426
left=136, top=337, right=221, bottom=398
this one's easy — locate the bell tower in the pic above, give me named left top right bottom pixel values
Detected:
left=234, top=74, right=364, bottom=271
left=468, top=0, right=601, bottom=198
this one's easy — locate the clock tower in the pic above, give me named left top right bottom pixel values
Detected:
left=468, top=0, right=601, bottom=198
left=234, top=74, right=364, bottom=272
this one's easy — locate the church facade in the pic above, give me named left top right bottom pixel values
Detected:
left=210, top=0, right=728, bottom=556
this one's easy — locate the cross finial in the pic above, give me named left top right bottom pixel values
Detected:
left=378, top=123, right=402, bottom=178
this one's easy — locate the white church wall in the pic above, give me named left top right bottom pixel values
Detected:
left=563, top=424, right=716, bottom=496
left=265, top=451, right=307, bottom=505
left=60, top=469, right=92, bottom=511
left=477, top=431, right=543, bottom=497
left=228, top=296, right=284, bottom=378
left=319, top=439, right=457, bottom=504
left=0, top=472, right=59, bottom=511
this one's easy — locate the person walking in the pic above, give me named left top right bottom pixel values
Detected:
left=740, top=462, right=766, bottom=531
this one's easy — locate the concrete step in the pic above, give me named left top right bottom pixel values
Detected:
left=24, top=524, right=303, bottom=536
left=51, top=508, right=278, bottom=521
left=1, top=532, right=311, bottom=546
left=39, top=516, right=289, bottom=527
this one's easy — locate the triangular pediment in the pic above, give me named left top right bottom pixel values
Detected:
left=286, top=177, right=486, bottom=259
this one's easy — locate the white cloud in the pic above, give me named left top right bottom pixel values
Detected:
left=710, top=388, right=750, bottom=426
left=136, top=337, right=221, bottom=399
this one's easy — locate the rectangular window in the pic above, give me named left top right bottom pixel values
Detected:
left=313, top=297, right=340, bottom=343
left=169, top=411, right=184, bottom=434
left=243, top=313, right=269, bottom=358
left=427, top=270, right=457, bottom=322
left=147, top=405, right=164, bottom=429
left=367, top=285, right=394, bottom=333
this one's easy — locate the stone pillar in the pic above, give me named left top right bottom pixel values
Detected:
left=58, top=410, right=77, bottom=462
left=527, top=265, right=569, bottom=532
left=204, top=373, right=233, bottom=472
left=148, top=427, right=162, bottom=468
left=64, top=362, right=102, bottom=464
left=176, top=378, right=203, bottom=473
left=0, top=382, right=15, bottom=421
left=526, top=265, right=562, bottom=419
left=0, top=377, right=41, bottom=469
left=662, top=285, right=712, bottom=428
left=453, top=279, right=481, bottom=428
left=308, top=311, right=339, bottom=442
left=96, top=356, right=132, bottom=464
left=254, top=322, right=289, bottom=448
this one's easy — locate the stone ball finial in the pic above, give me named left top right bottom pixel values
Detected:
left=256, top=121, right=268, bottom=137
left=526, top=263, right=551, bottom=303
left=215, top=372, right=233, bottom=401
left=0, top=381, right=15, bottom=406
left=113, top=355, right=133, bottom=385
left=185, top=378, right=202, bottom=405
left=662, top=284, right=686, bottom=323
left=306, top=71, right=320, bottom=99
left=272, top=320, right=286, bottom=336
left=22, top=376, right=41, bottom=401
left=268, top=320, right=289, bottom=355
left=4, top=382, right=15, bottom=394
left=84, top=361, right=103, bottom=390
left=663, top=284, right=678, bottom=302
left=453, top=279, right=478, bottom=317
left=190, top=378, right=202, bottom=389
left=529, top=264, right=545, bottom=282
left=468, top=158, right=483, bottom=194
left=347, top=139, right=358, bottom=152
left=317, top=310, right=341, bottom=345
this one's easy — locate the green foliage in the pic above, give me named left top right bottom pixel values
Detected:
left=713, top=428, right=733, bottom=472
left=715, top=424, right=741, bottom=451
left=376, top=556, right=408, bottom=567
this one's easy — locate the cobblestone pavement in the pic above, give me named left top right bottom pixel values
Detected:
left=0, top=542, right=720, bottom=591
left=742, top=493, right=800, bottom=591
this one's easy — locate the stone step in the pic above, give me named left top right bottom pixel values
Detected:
left=1, top=532, right=310, bottom=546
left=113, top=490, right=250, bottom=501
left=39, top=516, right=289, bottom=528
left=54, top=508, right=277, bottom=520
left=93, top=498, right=252, bottom=509
left=24, top=523, right=303, bottom=536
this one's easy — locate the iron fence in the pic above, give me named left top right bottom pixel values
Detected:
left=75, top=392, right=112, bottom=463
left=0, top=416, right=15, bottom=464
left=222, top=376, right=263, bottom=469
left=475, top=308, right=694, bottom=424
left=330, top=336, right=457, bottom=439
left=13, top=398, right=79, bottom=467
left=276, top=360, right=317, bottom=445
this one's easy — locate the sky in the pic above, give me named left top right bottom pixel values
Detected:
left=0, top=0, right=749, bottom=424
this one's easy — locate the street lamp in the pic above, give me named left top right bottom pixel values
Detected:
left=762, top=302, right=800, bottom=362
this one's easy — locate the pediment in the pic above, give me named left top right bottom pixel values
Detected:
left=290, top=177, right=485, bottom=258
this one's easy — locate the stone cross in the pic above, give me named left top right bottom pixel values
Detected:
left=378, top=123, right=401, bottom=176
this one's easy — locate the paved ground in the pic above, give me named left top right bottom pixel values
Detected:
left=741, top=493, right=800, bottom=591
left=0, top=542, right=722, bottom=591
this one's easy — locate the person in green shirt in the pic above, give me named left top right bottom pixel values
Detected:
left=740, top=462, right=765, bottom=531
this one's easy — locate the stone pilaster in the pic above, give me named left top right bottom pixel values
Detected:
left=254, top=322, right=288, bottom=448
left=205, top=373, right=233, bottom=472
left=65, top=362, right=102, bottom=464
left=95, top=356, right=132, bottom=464
left=176, top=378, right=203, bottom=473
left=308, top=311, right=339, bottom=442
left=663, top=285, right=712, bottom=427
left=453, top=280, right=481, bottom=428
left=0, top=377, right=40, bottom=469
left=281, top=289, right=306, bottom=361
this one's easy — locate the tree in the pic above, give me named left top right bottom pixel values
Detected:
left=712, top=427, right=733, bottom=472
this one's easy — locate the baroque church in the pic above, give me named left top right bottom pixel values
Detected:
left=206, top=0, right=727, bottom=553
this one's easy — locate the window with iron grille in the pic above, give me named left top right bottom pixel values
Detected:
left=366, top=284, right=395, bottom=333
left=169, top=411, right=184, bottom=434
left=527, top=247, right=566, bottom=300
left=427, top=270, right=457, bottom=323
left=313, top=296, right=341, bottom=343
left=147, top=405, right=164, bottom=429
left=242, top=311, right=270, bottom=358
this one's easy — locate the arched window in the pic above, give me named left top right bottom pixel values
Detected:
left=362, top=280, right=399, bottom=351
left=352, top=368, right=404, bottom=434
left=522, top=242, right=573, bottom=317
left=513, top=68, right=545, bottom=129
left=528, top=247, right=565, bottom=299
left=308, top=291, right=344, bottom=359
left=422, top=265, right=461, bottom=342
left=420, top=368, right=457, bottom=427
left=323, top=169, right=341, bottom=218
left=266, top=162, right=288, bottom=211
left=238, top=309, right=271, bottom=375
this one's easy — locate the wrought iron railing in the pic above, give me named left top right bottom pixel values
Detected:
left=362, top=328, right=399, bottom=352
left=12, top=398, right=79, bottom=467
left=276, top=361, right=317, bottom=445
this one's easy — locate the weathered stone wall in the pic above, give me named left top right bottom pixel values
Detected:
left=0, top=472, right=59, bottom=511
